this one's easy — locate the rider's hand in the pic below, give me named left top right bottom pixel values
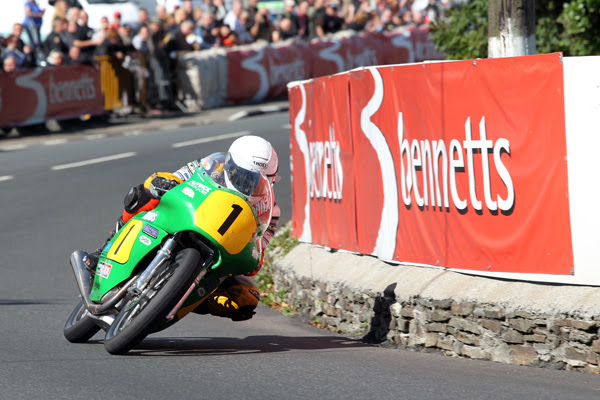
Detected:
left=149, top=177, right=179, bottom=198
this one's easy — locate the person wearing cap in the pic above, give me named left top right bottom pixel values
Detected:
left=112, top=11, right=122, bottom=31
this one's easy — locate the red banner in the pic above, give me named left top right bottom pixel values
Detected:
left=227, top=29, right=441, bottom=104
left=289, top=73, right=357, bottom=250
left=290, top=53, right=574, bottom=276
left=0, top=64, right=104, bottom=127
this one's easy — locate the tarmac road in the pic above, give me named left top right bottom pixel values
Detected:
left=1, top=107, right=599, bottom=399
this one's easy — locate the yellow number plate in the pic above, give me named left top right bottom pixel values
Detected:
left=106, top=220, right=144, bottom=264
left=194, top=191, right=256, bottom=254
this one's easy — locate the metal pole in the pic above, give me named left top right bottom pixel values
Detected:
left=488, top=0, right=536, bottom=58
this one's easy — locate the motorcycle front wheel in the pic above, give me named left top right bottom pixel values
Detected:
left=103, top=248, right=203, bottom=355
left=64, top=300, right=101, bottom=343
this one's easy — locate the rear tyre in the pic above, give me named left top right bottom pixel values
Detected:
left=103, top=248, right=203, bottom=355
left=64, top=300, right=101, bottom=343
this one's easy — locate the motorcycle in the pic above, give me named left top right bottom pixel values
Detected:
left=64, top=163, right=273, bottom=355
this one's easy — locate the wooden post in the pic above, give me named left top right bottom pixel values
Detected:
left=488, top=0, right=536, bottom=58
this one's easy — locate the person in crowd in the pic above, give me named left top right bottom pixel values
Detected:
left=43, top=17, right=69, bottom=58
left=182, top=0, right=196, bottom=22
left=273, top=17, right=298, bottom=42
left=164, top=20, right=197, bottom=52
left=347, top=8, right=370, bottom=31
left=156, top=4, right=168, bottom=24
left=244, top=0, right=260, bottom=32
left=3, top=55, right=17, bottom=73
left=3, top=35, right=35, bottom=69
left=195, top=11, right=219, bottom=48
left=112, top=11, right=122, bottom=31
left=95, top=29, right=127, bottom=60
left=316, top=1, right=345, bottom=37
left=217, top=24, right=239, bottom=47
left=47, top=49, right=65, bottom=66
left=192, top=7, right=204, bottom=25
left=311, top=0, right=328, bottom=38
left=10, top=24, right=27, bottom=52
left=224, top=0, right=252, bottom=44
left=53, top=0, right=69, bottom=21
left=249, top=7, right=276, bottom=42
left=66, top=45, right=94, bottom=66
left=295, top=1, right=311, bottom=39
left=69, top=10, right=98, bottom=64
left=23, top=0, right=45, bottom=50
left=131, top=7, right=150, bottom=36
left=212, top=0, right=228, bottom=26
left=281, top=0, right=301, bottom=33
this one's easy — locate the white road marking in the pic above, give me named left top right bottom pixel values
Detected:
left=43, top=139, right=68, bottom=146
left=0, top=175, right=14, bottom=182
left=0, top=144, right=28, bottom=151
left=281, top=123, right=291, bottom=129
left=51, top=152, right=137, bottom=171
left=171, top=131, right=251, bottom=148
left=85, top=134, right=107, bottom=140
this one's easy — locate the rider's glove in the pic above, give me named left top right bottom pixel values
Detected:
left=149, top=176, right=179, bottom=198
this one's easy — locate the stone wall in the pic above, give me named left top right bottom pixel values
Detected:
left=271, top=244, right=600, bottom=373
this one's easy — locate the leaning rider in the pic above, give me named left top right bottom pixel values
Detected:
left=85, top=135, right=281, bottom=322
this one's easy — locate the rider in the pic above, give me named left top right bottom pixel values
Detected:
left=85, top=135, right=281, bottom=322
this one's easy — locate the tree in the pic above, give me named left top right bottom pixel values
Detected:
left=430, top=0, right=600, bottom=60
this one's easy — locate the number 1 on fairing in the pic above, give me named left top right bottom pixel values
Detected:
left=218, top=204, right=243, bottom=235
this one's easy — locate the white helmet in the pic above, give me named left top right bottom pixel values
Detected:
left=228, top=135, right=279, bottom=177
left=223, top=135, right=279, bottom=196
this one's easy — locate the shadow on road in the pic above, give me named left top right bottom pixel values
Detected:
left=95, top=335, right=373, bottom=357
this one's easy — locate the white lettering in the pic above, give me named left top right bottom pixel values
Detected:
left=49, top=73, right=97, bottom=105
left=397, top=114, right=515, bottom=213
left=308, top=124, right=344, bottom=202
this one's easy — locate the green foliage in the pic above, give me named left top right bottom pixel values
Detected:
left=254, top=221, right=299, bottom=315
left=430, top=0, right=489, bottom=60
left=430, top=0, right=600, bottom=60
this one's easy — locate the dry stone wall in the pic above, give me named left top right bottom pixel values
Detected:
left=271, top=244, right=600, bottom=373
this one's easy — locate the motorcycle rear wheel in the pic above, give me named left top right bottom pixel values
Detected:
left=64, top=300, right=101, bottom=343
left=103, top=248, right=203, bottom=355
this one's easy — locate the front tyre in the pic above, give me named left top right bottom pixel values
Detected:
left=104, top=248, right=203, bottom=355
left=64, top=300, right=101, bottom=343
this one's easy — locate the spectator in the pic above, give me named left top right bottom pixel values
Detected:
left=43, top=18, right=69, bottom=58
left=66, top=45, right=94, bottom=66
left=93, top=16, right=111, bottom=43
left=182, top=0, right=195, bottom=22
left=311, top=0, right=327, bottom=38
left=347, top=9, right=369, bottom=31
left=95, top=29, right=126, bottom=60
left=217, top=24, right=239, bottom=47
left=71, top=10, right=98, bottom=64
left=11, top=24, right=27, bottom=52
left=53, top=0, right=69, bottom=21
left=296, top=1, right=311, bottom=39
left=281, top=0, right=301, bottom=33
left=201, top=0, right=213, bottom=13
left=3, top=55, right=17, bottom=73
left=273, top=17, right=298, bottom=42
left=47, top=49, right=65, bottom=66
left=156, top=4, right=168, bottom=24
left=132, top=8, right=150, bottom=36
left=212, top=0, right=228, bottom=26
left=3, top=35, right=35, bottom=69
left=164, top=20, right=197, bottom=52
left=23, top=0, right=45, bottom=50
left=132, top=25, right=153, bottom=55
left=193, top=7, right=204, bottom=25
left=224, top=0, right=252, bottom=44
left=250, top=7, right=276, bottom=42
left=317, top=1, right=345, bottom=37
left=112, top=11, right=122, bottom=31
left=244, top=0, right=260, bottom=31
left=195, top=11, right=219, bottom=48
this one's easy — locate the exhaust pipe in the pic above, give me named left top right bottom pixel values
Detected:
left=69, top=250, right=137, bottom=316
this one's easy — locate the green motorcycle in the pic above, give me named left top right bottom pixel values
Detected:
left=64, top=163, right=273, bottom=355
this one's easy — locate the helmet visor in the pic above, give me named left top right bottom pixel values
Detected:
left=224, top=153, right=262, bottom=196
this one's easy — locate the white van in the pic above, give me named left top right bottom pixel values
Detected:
left=37, top=0, right=141, bottom=38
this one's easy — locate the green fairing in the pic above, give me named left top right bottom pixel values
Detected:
left=89, top=169, right=261, bottom=302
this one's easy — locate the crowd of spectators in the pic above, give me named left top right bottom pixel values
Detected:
left=0, top=0, right=449, bottom=111
left=1, top=0, right=449, bottom=72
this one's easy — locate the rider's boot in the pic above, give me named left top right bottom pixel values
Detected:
left=83, top=218, right=124, bottom=275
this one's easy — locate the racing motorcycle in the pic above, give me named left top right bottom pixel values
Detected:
left=64, top=163, right=273, bottom=355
